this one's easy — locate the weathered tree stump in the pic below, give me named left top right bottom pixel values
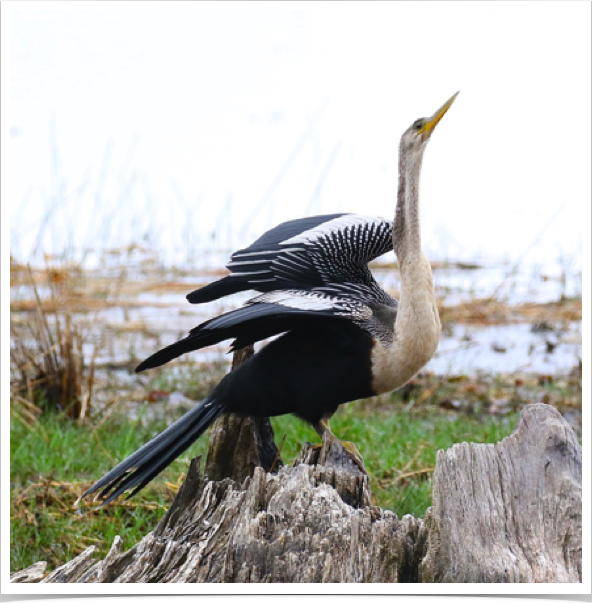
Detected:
left=13, top=403, right=582, bottom=583
left=420, top=403, right=582, bottom=583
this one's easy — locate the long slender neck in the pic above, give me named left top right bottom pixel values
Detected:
left=369, top=141, right=441, bottom=394
left=393, top=146, right=424, bottom=270
left=391, top=143, right=440, bottom=361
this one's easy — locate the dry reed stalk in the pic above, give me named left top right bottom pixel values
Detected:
left=10, top=265, right=95, bottom=421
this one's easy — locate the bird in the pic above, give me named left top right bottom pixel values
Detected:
left=80, top=92, right=458, bottom=505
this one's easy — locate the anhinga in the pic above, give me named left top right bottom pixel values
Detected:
left=81, top=93, right=458, bottom=505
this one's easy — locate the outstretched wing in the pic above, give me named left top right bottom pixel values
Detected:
left=136, top=289, right=374, bottom=372
left=187, top=213, right=393, bottom=304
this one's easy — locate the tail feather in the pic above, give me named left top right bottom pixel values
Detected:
left=81, top=399, right=224, bottom=505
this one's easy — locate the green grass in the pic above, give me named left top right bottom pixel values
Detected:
left=10, top=407, right=209, bottom=574
left=11, top=398, right=519, bottom=573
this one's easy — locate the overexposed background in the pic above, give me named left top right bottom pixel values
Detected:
left=7, top=2, right=591, bottom=270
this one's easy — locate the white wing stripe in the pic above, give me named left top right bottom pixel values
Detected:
left=253, top=291, right=338, bottom=311
left=232, top=247, right=304, bottom=258
left=228, top=259, right=273, bottom=267
left=228, top=270, right=268, bottom=277
left=249, top=289, right=375, bottom=321
left=273, top=256, right=309, bottom=270
left=280, top=215, right=385, bottom=246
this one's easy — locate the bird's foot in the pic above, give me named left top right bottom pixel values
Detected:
left=312, top=420, right=368, bottom=475
left=311, top=434, right=367, bottom=474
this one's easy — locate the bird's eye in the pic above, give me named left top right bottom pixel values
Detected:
left=413, top=119, right=424, bottom=131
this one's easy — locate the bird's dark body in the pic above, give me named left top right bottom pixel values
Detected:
left=216, top=322, right=375, bottom=425
left=85, top=212, right=389, bottom=504
left=84, top=320, right=376, bottom=504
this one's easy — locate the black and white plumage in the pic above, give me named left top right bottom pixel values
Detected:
left=136, top=213, right=398, bottom=374
left=82, top=93, right=458, bottom=505
left=186, top=213, right=394, bottom=304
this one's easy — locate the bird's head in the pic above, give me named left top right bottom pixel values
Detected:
left=400, top=91, right=459, bottom=156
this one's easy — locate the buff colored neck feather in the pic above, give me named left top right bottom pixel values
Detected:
left=371, top=144, right=441, bottom=395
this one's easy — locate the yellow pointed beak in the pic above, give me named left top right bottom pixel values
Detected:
left=420, top=91, right=459, bottom=137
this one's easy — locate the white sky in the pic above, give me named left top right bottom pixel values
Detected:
left=5, top=2, right=591, bottom=268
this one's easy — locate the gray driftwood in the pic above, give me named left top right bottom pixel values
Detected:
left=14, top=403, right=581, bottom=583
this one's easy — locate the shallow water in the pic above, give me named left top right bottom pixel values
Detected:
left=430, top=321, right=581, bottom=376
